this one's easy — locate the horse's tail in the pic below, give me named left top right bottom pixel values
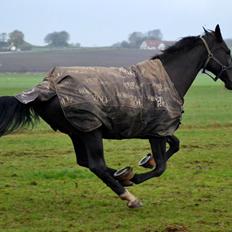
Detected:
left=0, top=96, right=39, bottom=136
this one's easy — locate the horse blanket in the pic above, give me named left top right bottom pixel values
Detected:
left=16, top=59, right=183, bottom=138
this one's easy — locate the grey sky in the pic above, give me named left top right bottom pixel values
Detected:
left=1, top=0, right=231, bottom=46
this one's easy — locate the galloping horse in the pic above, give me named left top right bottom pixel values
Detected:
left=0, top=25, right=232, bottom=208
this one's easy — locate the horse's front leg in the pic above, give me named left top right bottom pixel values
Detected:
left=131, top=137, right=167, bottom=184
left=166, top=135, right=180, bottom=160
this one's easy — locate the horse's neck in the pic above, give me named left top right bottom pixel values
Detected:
left=161, top=46, right=206, bottom=98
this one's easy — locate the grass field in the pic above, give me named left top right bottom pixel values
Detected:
left=0, top=73, right=232, bottom=232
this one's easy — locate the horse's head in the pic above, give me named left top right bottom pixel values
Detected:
left=201, top=25, right=232, bottom=90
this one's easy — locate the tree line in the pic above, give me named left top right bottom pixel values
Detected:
left=0, top=29, right=232, bottom=51
left=116, top=29, right=232, bottom=49
left=0, top=30, right=78, bottom=51
left=0, top=28, right=164, bottom=51
left=112, top=29, right=163, bottom=48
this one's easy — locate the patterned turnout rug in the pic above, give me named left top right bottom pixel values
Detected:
left=16, top=59, right=183, bottom=138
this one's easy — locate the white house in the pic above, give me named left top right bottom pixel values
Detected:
left=140, top=40, right=166, bottom=50
left=140, top=40, right=175, bottom=51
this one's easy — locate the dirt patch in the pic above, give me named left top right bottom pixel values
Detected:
left=181, top=122, right=232, bottom=130
left=0, top=149, right=73, bottom=157
left=0, top=48, right=156, bottom=72
left=163, top=224, right=189, bottom=232
left=181, top=144, right=203, bottom=149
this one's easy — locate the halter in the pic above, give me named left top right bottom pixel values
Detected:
left=200, top=37, right=232, bottom=81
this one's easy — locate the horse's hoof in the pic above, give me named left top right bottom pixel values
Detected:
left=138, top=153, right=156, bottom=169
left=127, top=199, right=143, bottom=208
left=114, top=166, right=134, bottom=182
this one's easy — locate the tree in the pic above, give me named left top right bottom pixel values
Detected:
left=120, top=41, right=130, bottom=48
left=44, top=31, right=70, bottom=47
left=0, top=33, right=9, bottom=49
left=128, top=32, right=145, bottom=48
left=8, top=30, right=24, bottom=47
left=0, top=33, right=8, bottom=42
left=111, top=28, right=163, bottom=49
left=147, top=29, right=163, bottom=41
left=127, top=29, right=163, bottom=48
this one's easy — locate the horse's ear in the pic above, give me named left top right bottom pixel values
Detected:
left=215, top=24, right=223, bottom=42
left=202, top=26, right=209, bottom=34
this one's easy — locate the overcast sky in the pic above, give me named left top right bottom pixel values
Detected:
left=1, top=0, right=232, bottom=46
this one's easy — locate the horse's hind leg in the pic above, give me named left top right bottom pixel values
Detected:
left=72, top=129, right=142, bottom=208
left=70, top=134, right=89, bottom=168
left=70, top=134, right=118, bottom=175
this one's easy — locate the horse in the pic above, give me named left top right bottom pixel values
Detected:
left=0, top=25, right=232, bottom=208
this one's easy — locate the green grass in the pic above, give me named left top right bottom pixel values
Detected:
left=0, top=73, right=232, bottom=232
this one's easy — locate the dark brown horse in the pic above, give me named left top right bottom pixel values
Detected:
left=0, top=25, right=232, bottom=208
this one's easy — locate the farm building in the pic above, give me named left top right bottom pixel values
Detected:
left=140, top=40, right=174, bottom=51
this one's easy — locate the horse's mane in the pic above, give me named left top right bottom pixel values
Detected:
left=152, top=35, right=201, bottom=60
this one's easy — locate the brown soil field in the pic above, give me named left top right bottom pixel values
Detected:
left=0, top=48, right=156, bottom=72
